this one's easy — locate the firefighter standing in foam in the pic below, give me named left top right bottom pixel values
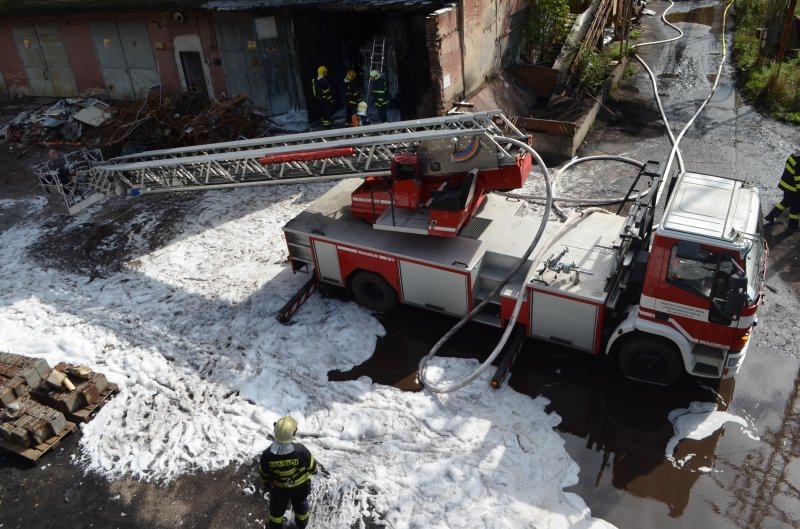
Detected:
left=764, top=151, right=800, bottom=232
left=259, top=416, right=318, bottom=529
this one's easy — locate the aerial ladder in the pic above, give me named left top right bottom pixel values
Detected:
left=34, top=111, right=528, bottom=216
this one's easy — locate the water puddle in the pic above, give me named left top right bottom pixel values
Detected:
left=666, top=5, right=723, bottom=33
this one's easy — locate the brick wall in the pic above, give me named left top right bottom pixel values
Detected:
left=424, top=0, right=528, bottom=115
left=424, top=5, right=463, bottom=115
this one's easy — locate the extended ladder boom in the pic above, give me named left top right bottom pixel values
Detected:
left=35, top=111, right=527, bottom=215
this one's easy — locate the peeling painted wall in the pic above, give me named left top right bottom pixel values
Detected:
left=461, top=0, right=527, bottom=97
left=0, top=26, right=29, bottom=96
left=0, top=11, right=226, bottom=100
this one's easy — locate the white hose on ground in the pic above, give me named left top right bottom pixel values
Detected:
left=417, top=137, right=552, bottom=393
left=498, top=155, right=647, bottom=206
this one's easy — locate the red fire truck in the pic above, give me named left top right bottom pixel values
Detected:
left=36, top=112, right=766, bottom=385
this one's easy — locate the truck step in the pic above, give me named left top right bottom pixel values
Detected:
left=490, top=324, right=526, bottom=388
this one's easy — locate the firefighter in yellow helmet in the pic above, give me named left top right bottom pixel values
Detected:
left=259, top=416, right=318, bottom=529
left=369, top=70, right=389, bottom=123
left=764, top=150, right=800, bottom=232
left=342, top=69, right=362, bottom=127
left=311, top=65, right=335, bottom=129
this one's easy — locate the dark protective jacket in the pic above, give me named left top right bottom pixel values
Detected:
left=259, top=442, right=317, bottom=489
left=343, top=79, right=362, bottom=107
left=311, top=76, right=334, bottom=104
left=371, top=77, right=389, bottom=108
left=778, top=152, right=799, bottom=193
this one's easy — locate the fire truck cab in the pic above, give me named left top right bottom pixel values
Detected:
left=608, top=171, right=766, bottom=384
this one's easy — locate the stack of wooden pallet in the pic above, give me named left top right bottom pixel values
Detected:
left=0, top=352, right=118, bottom=462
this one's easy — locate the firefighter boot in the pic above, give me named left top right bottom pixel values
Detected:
left=763, top=207, right=781, bottom=225
left=787, top=217, right=799, bottom=232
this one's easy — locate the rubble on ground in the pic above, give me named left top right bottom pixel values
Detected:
left=0, top=90, right=271, bottom=156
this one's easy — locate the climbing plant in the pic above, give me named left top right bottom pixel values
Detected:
left=522, top=0, right=572, bottom=65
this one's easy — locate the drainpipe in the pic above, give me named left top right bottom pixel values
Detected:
left=458, top=1, right=467, bottom=103
left=776, top=0, right=797, bottom=64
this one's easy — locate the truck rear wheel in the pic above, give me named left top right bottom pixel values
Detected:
left=350, top=271, right=398, bottom=313
left=617, top=336, right=682, bottom=385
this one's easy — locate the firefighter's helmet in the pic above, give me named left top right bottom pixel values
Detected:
left=273, top=416, right=298, bottom=443
left=370, top=70, right=381, bottom=80
left=317, top=65, right=328, bottom=77
left=357, top=101, right=368, bottom=113
left=345, top=70, right=357, bottom=81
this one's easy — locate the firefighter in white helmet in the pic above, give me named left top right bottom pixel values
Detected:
left=369, top=70, right=389, bottom=123
left=351, top=101, right=369, bottom=127
left=259, top=416, right=318, bottom=529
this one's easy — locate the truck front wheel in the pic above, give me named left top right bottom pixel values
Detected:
left=350, top=271, right=398, bottom=313
left=617, top=336, right=682, bottom=385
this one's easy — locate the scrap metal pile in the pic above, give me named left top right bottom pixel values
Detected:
left=0, top=352, right=118, bottom=462
left=0, top=90, right=270, bottom=156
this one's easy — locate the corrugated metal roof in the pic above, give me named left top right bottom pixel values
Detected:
left=0, top=0, right=443, bottom=15
left=202, top=0, right=443, bottom=10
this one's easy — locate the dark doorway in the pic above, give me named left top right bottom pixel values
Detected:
left=291, top=11, right=429, bottom=125
left=179, top=51, right=209, bottom=98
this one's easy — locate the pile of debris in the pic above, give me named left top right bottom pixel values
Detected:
left=0, top=98, right=112, bottom=146
left=0, top=352, right=118, bottom=462
left=0, top=90, right=270, bottom=156
left=94, top=90, right=269, bottom=153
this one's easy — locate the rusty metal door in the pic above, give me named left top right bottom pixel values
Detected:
left=214, top=13, right=270, bottom=109
left=254, top=16, right=294, bottom=115
left=214, top=13, right=301, bottom=114
left=12, top=23, right=78, bottom=97
left=89, top=21, right=159, bottom=99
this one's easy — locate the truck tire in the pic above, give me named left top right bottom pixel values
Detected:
left=350, top=271, right=398, bottom=313
left=617, top=336, right=682, bottom=385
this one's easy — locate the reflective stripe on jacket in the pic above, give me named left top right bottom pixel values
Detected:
left=312, top=77, right=334, bottom=103
left=259, top=442, right=317, bottom=489
left=779, top=153, right=799, bottom=193
left=344, top=80, right=361, bottom=106
left=372, top=78, right=388, bottom=107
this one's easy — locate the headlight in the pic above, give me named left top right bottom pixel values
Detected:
left=727, top=355, right=742, bottom=367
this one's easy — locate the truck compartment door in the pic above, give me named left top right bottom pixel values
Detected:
left=399, top=261, right=468, bottom=315
left=530, top=291, right=598, bottom=352
left=313, top=241, right=342, bottom=285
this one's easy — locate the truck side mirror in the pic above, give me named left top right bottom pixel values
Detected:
left=728, top=273, right=747, bottom=292
left=724, top=291, right=748, bottom=316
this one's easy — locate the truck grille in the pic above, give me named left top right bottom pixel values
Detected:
left=692, top=343, right=726, bottom=359
left=692, top=362, right=720, bottom=376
